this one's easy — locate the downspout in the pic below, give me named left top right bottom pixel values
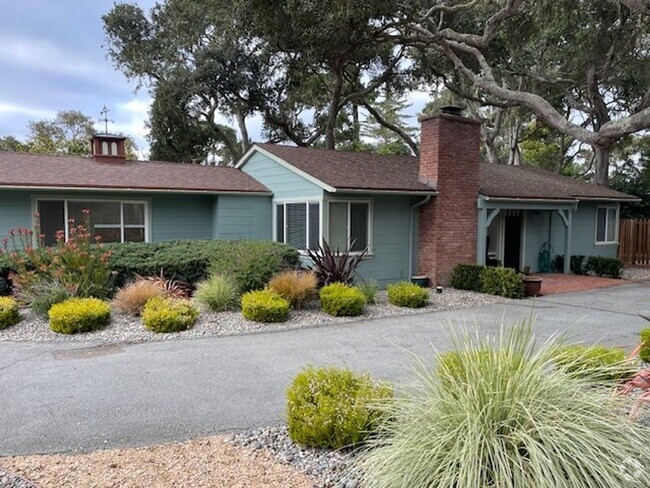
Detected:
left=408, top=195, right=432, bottom=279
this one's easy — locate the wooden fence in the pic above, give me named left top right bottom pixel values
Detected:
left=619, top=219, right=650, bottom=266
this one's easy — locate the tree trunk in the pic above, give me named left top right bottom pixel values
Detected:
left=593, top=144, right=610, bottom=186
left=507, top=118, right=521, bottom=165
left=235, top=109, right=251, bottom=155
left=325, top=68, right=343, bottom=150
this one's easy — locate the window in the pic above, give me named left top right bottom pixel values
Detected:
left=595, top=206, right=618, bottom=244
left=328, top=201, right=370, bottom=252
left=275, top=202, right=320, bottom=251
left=37, top=199, right=147, bottom=245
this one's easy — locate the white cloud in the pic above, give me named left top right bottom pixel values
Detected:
left=0, top=101, right=55, bottom=119
left=113, top=97, right=152, bottom=159
left=0, top=36, right=125, bottom=90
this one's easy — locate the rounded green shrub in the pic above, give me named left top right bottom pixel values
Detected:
left=0, top=296, right=20, bottom=329
left=479, top=266, right=525, bottom=299
left=554, top=344, right=632, bottom=381
left=360, top=324, right=650, bottom=488
left=386, top=281, right=429, bottom=308
left=639, top=328, right=650, bottom=363
left=319, top=283, right=366, bottom=316
left=49, top=297, right=111, bottom=334
left=241, top=289, right=289, bottom=323
left=194, top=274, right=239, bottom=312
left=449, top=264, right=484, bottom=291
left=142, top=296, right=199, bottom=333
left=286, top=365, right=393, bottom=449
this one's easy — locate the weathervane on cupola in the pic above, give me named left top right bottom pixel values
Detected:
left=90, top=106, right=126, bottom=161
left=98, top=105, right=114, bottom=134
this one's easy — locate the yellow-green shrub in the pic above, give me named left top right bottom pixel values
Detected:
left=49, top=297, right=111, bottom=334
left=387, top=281, right=429, bottom=308
left=0, top=296, right=20, bottom=329
left=319, top=283, right=366, bottom=316
left=268, top=270, right=317, bottom=308
left=241, top=289, right=290, bottom=323
left=286, top=366, right=393, bottom=449
left=554, top=344, right=633, bottom=381
left=639, top=328, right=650, bottom=363
left=142, top=296, right=199, bottom=333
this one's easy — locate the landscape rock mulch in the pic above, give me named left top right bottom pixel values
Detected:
left=0, top=289, right=508, bottom=344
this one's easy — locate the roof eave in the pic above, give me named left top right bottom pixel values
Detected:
left=329, top=188, right=438, bottom=196
left=574, top=196, right=641, bottom=202
left=480, top=195, right=578, bottom=204
left=0, top=184, right=272, bottom=196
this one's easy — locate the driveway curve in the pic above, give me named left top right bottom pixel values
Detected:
left=1, top=281, right=648, bottom=456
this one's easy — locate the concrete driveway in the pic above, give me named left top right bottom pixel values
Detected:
left=1, top=281, right=649, bottom=456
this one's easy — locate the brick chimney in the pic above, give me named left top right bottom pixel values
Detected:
left=417, top=106, right=482, bottom=285
left=90, top=134, right=127, bottom=162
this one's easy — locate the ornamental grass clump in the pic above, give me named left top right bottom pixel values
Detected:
left=142, top=296, right=199, bottom=333
left=194, top=274, right=240, bottom=312
left=359, top=323, right=650, bottom=488
left=286, top=366, right=393, bottom=449
left=0, top=296, right=20, bottom=329
left=112, top=279, right=164, bottom=316
left=49, top=298, right=111, bottom=334
left=386, top=281, right=429, bottom=308
left=241, top=289, right=290, bottom=323
left=268, top=270, right=317, bottom=309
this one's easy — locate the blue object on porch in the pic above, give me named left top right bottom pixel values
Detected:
left=538, top=242, right=553, bottom=273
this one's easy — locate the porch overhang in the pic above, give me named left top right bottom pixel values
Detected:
left=477, top=195, right=578, bottom=273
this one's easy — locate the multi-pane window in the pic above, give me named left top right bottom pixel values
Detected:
left=37, top=199, right=147, bottom=245
left=276, top=202, right=320, bottom=251
left=328, top=201, right=370, bottom=252
left=595, top=206, right=618, bottom=244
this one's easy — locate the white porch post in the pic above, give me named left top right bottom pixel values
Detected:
left=557, top=209, right=573, bottom=274
left=477, top=205, right=487, bottom=265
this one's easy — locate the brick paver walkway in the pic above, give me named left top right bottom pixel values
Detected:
left=533, top=273, right=626, bottom=295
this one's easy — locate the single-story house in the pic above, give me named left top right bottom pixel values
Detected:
left=0, top=111, right=636, bottom=285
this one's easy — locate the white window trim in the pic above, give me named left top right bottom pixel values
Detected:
left=32, top=196, right=151, bottom=244
left=594, top=204, right=619, bottom=245
left=325, top=198, right=374, bottom=255
left=273, top=198, right=322, bottom=252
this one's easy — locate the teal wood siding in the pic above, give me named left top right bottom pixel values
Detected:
left=0, top=191, right=33, bottom=241
left=523, top=202, right=618, bottom=272
left=213, top=195, right=272, bottom=240
left=241, top=151, right=323, bottom=199
left=323, top=193, right=414, bottom=287
left=150, top=194, right=213, bottom=241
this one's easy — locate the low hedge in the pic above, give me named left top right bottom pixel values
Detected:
left=320, top=283, right=366, bottom=317
left=449, top=264, right=484, bottom=291
left=584, top=256, right=623, bottom=278
left=142, top=296, right=199, bottom=332
left=106, top=240, right=300, bottom=289
left=0, top=296, right=20, bottom=329
left=49, top=298, right=111, bottom=334
left=479, top=267, right=525, bottom=299
left=241, top=289, right=290, bottom=323
left=387, top=281, right=429, bottom=308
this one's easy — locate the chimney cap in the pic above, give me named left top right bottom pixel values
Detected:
left=89, top=133, right=127, bottom=141
left=440, top=105, right=465, bottom=117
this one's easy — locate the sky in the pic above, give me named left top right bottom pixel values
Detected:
left=0, top=0, right=431, bottom=160
left=0, top=0, right=157, bottom=156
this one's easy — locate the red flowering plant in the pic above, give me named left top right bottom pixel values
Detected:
left=0, top=211, right=114, bottom=310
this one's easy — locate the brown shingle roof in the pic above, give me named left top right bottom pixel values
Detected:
left=255, top=144, right=635, bottom=201
left=0, top=152, right=270, bottom=194
left=256, top=143, right=434, bottom=193
left=479, top=164, right=637, bottom=201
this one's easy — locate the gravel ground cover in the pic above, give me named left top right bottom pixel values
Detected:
left=0, top=289, right=508, bottom=344
left=0, top=436, right=314, bottom=488
left=621, top=266, right=650, bottom=281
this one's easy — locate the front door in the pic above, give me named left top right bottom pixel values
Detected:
left=503, top=214, right=522, bottom=270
